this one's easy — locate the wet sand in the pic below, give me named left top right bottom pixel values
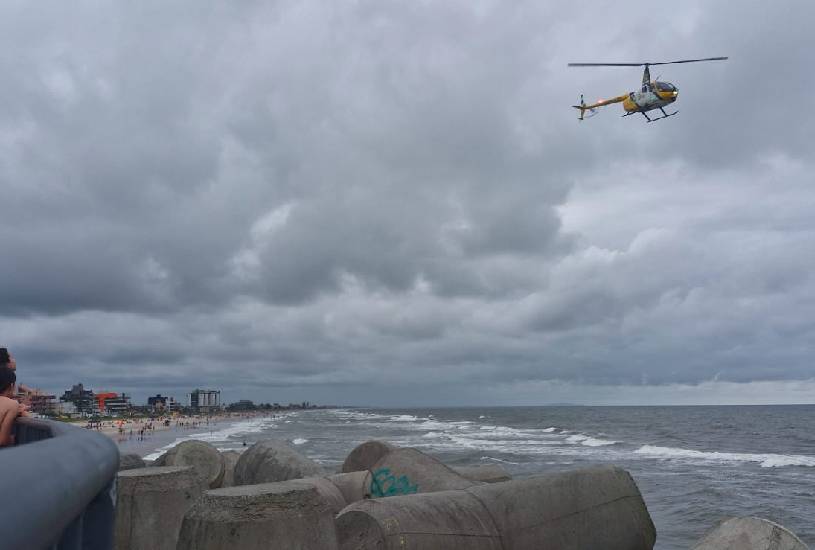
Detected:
left=75, top=413, right=265, bottom=458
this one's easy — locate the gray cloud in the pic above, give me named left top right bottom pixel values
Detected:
left=1, top=0, right=814, bottom=405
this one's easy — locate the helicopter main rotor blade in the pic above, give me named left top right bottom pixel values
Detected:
left=647, top=57, right=728, bottom=65
left=567, top=63, right=647, bottom=66
left=568, top=57, right=727, bottom=67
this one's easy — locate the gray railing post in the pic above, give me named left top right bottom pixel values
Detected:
left=2, top=417, right=119, bottom=550
left=56, top=516, right=83, bottom=550
left=80, top=478, right=117, bottom=550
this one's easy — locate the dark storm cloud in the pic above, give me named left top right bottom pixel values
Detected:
left=1, top=0, right=814, bottom=404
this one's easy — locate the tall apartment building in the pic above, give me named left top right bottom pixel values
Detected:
left=189, top=389, right=221, bottom=413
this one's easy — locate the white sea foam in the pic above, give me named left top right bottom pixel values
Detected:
left=414, top=433, right=563, bottom=454
left=143, top=417, right=276, bottom=461
left=634, top=445, right=815, bottom=468
left=331, top=410, right=392, bottom=423
left=416, top=420, right=463, bottom=430
left=490, top=426, right=547, bottom=438
left=292, top=438, right=308, bottom=445
left=329, top=409, right=615, bottom=456
left=565, top=434, right=617, bottom=447
left=390, top=415, right=420, bottom=422
left=479, top=425, right=525, bottom=436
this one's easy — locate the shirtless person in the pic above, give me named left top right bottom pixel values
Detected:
left=0, top=364, right=26, bottom=446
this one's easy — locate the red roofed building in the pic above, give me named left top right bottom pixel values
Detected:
left=95, top=392, right=131, bottom=416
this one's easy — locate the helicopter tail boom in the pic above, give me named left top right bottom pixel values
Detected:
left=573, top=94, right=627, bottom=119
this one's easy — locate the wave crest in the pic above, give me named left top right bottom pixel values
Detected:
left=634, top=445, right=815, bottom=468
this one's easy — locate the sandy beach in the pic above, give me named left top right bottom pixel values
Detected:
left=73, top=412, right=273, bottom=458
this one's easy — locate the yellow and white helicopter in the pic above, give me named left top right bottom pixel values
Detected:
left=568, top=57, right=727, bottom=122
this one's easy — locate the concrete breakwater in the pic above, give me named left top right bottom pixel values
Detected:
left=115, top=439, right=809, bottom=549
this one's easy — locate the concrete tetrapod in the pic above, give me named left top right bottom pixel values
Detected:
left=328, top=470, right=374, bottom=503
left=338, top=488, right=503, bottom=550
left=469, top=465, right=655, bottom=549
left=369, top=447, right=476, bottom=496
left=115, top=466, right=204, bottom=550
left=234, top=439, right=325, bottom=485
left=452, top=464, right=512, bottom=483
left=692, top=517, right=809, bottom=550
left=341, top=440, right=395, bottom=473
left=118, top=452, right=146, bottom=471
left=177, top=479, right=341, bottom=550
left=336, top=465, right=656, bottom=550
left=154, top=440, right=225, bottom=489
left=288, top=476, right=349, bottom=514
left=342, top=442, right=507, bottom=491
left=219, top=450, right=241, bottom=488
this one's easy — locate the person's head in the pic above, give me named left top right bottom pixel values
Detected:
left=0, top=348, right=14, bottom=371
left=0, top=366, right=16, bottom=397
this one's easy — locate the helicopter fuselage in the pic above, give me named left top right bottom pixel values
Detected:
left=622, top=83, right=678, bottom=113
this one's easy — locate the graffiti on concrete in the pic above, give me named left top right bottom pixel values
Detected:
left=370, top=467, right=419, bottom=497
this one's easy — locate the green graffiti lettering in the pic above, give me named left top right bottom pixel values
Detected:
left=370, top=467, right=419, bottom=497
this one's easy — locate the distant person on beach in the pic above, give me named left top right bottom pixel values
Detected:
left=0, top=361, right=28, bottom=446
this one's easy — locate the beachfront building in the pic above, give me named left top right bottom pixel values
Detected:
left=15, top=386, right=58, bottom=416
left=189, top=388, right=221, bottom=413
left=92, top=391, right=132, bottom=415
left=228, top=399, right=256, bottom=411
left=60, top=383, right=98, bottom=416
left=148, top=394, right=169, bottom=412
left=102, top=393, right=131, bottom=415
left=28, top=392, right=58, bottom=416
left=167, top=396, right=182, bottom=413
left=147, top=394, right=183, bottom=413
left=55, top=400, right=78, bottom=416
left=94, top=392, right=117, bottom=413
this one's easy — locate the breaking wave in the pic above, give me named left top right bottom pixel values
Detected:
left=565, top=434, right=618, bottom=447
left=143, top=417, right=277, bottom=461
left=634, top=445, right=815, bottom=468
left=328, top=409, right=619, bottom=457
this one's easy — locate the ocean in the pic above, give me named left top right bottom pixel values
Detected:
left=130, top=405, right=815, bottom=549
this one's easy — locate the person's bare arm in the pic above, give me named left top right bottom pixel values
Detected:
left=0, top=397, right=19, bottom=446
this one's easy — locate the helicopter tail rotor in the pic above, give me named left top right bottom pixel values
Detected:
left=572, top=94, right=599, bottom=120
left=572, top=94, right=589, bottom=120
left=571, top=94, right=586, bottom=120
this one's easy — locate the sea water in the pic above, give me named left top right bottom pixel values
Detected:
left=136, top=405, right=815, bottom=549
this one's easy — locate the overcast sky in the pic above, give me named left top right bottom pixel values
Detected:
left=1, top=0, right=813, bottom=406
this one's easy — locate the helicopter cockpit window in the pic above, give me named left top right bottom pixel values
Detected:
left=656, top=82, right=676, bottom=92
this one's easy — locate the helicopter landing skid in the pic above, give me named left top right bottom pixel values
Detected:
left=647, top=108, right=679, bottom=122
left=623, top=109, right=679, bottom=122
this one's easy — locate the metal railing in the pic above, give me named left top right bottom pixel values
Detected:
left=1, top=417, right=119, bottom=550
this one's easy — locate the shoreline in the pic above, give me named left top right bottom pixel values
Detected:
left=71, top=412, right=277, bottom=458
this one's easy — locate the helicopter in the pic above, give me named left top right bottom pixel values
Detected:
left=568, top=57, right=728, bottom=122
